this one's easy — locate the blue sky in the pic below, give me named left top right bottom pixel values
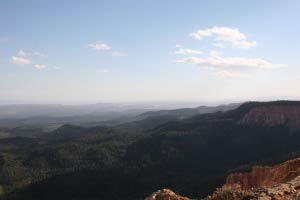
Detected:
left=1, top=0, right=300, bottom=104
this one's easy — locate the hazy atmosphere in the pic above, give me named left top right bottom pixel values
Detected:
left=1, top=0, right=300, bottom=104
left=2, top=1, right=300, bottom=200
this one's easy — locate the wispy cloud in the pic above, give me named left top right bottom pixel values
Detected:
left=111, top=51, right=128, bottom=57
left=88, top=41, right=127, bottom=58
left=190, top=26, right=257, bottom=49
left=34, top=64, right=46, bottom=70
left=10, top=56, right=31, bottom=65
left=175, top=26, right=286, bottom=80
left=215, top=70, right=247, bottom=78
left=11, top=50, right=50, bottom=70
left=88, top=41, right=111, bottom=51
left=99, top=69, right=110, bottom=73
left=17, top=49, right=48, bottom=58
left=176, top=56, right=285, bottom=69
left=209, top=50, right=222, bottom=57
left=17, top=50, right=28, bottom=57
left=174, top=45, right=202, bottom=55
left=33, top=52, right=48, bottom=58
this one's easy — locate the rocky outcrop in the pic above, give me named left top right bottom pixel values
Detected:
left=145, top=175, right=300, bottom=200
left=239, top=105, right=300, bottom=130
left=145, top=189, right=191, bottom=200
left=145, top=158, right=300, bottom=200
left=226, top=158, right=300, bottom=189
left=207, top=176, right=300, bottom=200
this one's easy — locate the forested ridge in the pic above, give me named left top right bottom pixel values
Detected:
left=1, top=101, right=300, bottom=199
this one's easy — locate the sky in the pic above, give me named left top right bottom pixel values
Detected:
left=0, top=0, right=300, bottom=104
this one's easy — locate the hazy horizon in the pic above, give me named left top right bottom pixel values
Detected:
left=0, top=96, right=300, bottom=106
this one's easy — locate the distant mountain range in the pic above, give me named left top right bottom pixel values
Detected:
left=0, top=102, right=215, bottom=119
left=0, top=102, right=240, bottom=129
left=137, top=103, right=241, bottom=120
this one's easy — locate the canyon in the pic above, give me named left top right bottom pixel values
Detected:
left=146, top=158, right=300, bottom=200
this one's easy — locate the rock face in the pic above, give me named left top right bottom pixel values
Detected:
left=207, top=175, right=300, bottom=200
left=145, top=189, right=191, bottom=200
left=145, top=158, right=300, bottom=200
left=239, top=105, right=300, bottom=130
left=226, top=158, right=300, bottom=189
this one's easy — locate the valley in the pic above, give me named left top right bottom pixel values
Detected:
left=0, top=101, right=299, bottom=199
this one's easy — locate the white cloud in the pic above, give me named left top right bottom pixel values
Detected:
left=215, top=70, right=247, bottom=78
left=209, top=50, right=222, bottom=57
left=34, top=64, right=46, bottom=70
left=111, top=51, right=128, bottom=57
left=176, top=56, right=286, bottom=69
left=17, top=50, right=28, bottom=57
left=17, top=50, right=48, bottom=58
left=190, top=26, right=257, bottom=49
left=88, top=41, right=127, bottom=57
left=12, top=50, right=50, bottom=70
left=99, top=69, right=110, bottom=73
left=10, top=56, right=31, bottom=65
left=88, top=41, right=111, bottom=51
left=33, top=52, right=48, bottom=58
left=175, top=45, right=203, bottom=55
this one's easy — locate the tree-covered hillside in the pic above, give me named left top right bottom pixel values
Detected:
left=1, top=101, right=300, bottom=200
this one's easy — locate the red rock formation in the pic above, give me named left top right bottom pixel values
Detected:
left=239, top=105, right=300, bottom=130
left=145, top=189, right=191, bottom=200
left=145, top=158, right=300, bottom=200
left=226, top=158, right=300, bottom=189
